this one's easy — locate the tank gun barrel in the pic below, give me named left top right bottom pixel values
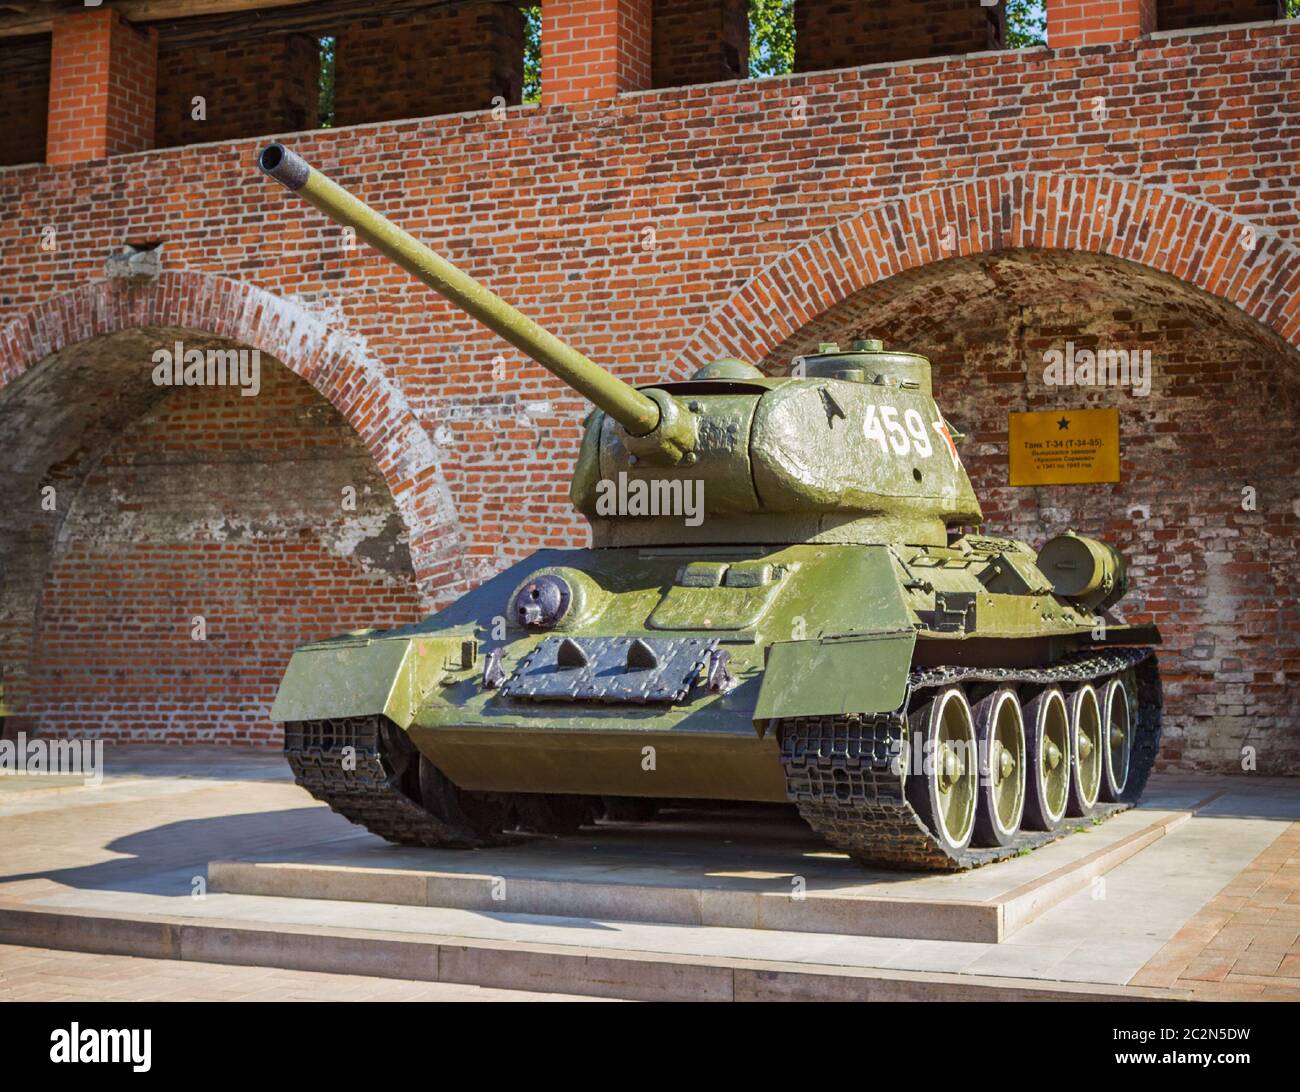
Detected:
left=257, top=143, right=675, bottom=446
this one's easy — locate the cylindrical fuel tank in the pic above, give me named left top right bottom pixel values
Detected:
left=1037, top=531, right=1128, bottom=612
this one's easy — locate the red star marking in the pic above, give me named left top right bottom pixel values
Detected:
left=935, top=420, right=959, bottom=465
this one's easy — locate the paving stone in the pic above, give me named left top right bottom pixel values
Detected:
left=1212, top=896, right=1249, bottom=912
left=1231, top=950, right=1284, bottom=976
left=1180, top=957, right=1234, bottom=983
left=1228, top=907, right=1275, bottom=925
left=1219, top=971, right=1300, bottom=989
left=1242, top=924, right=1299, bottom=949
left=1202, top=980, right=1265, bottom=998
left=1204, top=926, right=1255, bottom=954
left=1257, top=987, right=1300, bottom=1001
left=1172, top=923, right=1222, bottom=944
left=1129, top=966, right=1183, bottom=988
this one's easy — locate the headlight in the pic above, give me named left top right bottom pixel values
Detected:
left=512, top=574, right=572, bottom=630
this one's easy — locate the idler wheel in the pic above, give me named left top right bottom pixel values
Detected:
left=1099, top=676, right=1133, bottom=802
left=905, top=686, right=978, bottom=854
left=971, top=687, right=1026, bottom=848
left=514, top=793, right=598, bottom=835
left=1066, top=683, right=1103, bottom=817
left=418, top=755, right=513, bottom=838
left=1022, top=687, right=1071, bottom=832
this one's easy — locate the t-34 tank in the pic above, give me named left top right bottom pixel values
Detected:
left=258, top=144, right=1162, bottom=870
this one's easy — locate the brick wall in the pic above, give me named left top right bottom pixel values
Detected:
left=155, top=34, right=320, bottom=149
left=1, top=22, right=1298, bottom=765
left=334, top=2, right=524, bottom=126
left=652, top=0, right=747, bottom=88
left=0, top=37, right=50, bottom=167
left=795, top=0, right=1003, bottom=71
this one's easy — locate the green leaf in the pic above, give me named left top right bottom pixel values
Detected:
left=1005, top=0, right=1046, bottom=48
left=749, top=0, right=795, bottom=77
left=523, top=7, right=542, bottom=104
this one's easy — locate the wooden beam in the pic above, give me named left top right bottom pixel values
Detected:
left=0, top=0, right=319, bottom=39
left=0, top=3, right=54, bottom=18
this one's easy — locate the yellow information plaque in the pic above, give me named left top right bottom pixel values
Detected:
left=1008, top=408, right=1120, bottom=486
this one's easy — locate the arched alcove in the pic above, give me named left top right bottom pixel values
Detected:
left=768, top=248, right=1300, bottom=773
left=0, top=323, right=426, bottom=745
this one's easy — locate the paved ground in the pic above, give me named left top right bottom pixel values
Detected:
left=1, top=746, right=1297, bottom=1001
left=0, top=944, right=599, bottom=1001
left=1131, top=822, right=1300, bottom=1000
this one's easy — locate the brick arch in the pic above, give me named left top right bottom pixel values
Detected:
left=671, top=174, right=1300, bottom=377
left=0, top=272, right=462, bottom=604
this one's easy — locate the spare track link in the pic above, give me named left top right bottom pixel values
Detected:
left=284, top=715, right=485, bottom=848
left=778, top=648, right=1162, bottom=871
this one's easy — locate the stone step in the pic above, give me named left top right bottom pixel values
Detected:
left=0, top=902, right=1179, bottom=1003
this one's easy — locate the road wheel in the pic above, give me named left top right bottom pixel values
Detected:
left=1099, top=676, right=1132, bottom=801
left=1066, top=684, right=1103, bottom=817
left=905, top=686, right=978, bottom=854
left=1022, top=687, right=1070, bottom=831
left=972, top=687, right=1026, bottom=847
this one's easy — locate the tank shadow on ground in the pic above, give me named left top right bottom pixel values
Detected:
left=0, top=808, right=343, bottom=898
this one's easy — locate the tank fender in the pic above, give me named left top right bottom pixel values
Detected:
left=269, top=633, right=473, bottom=727
left=753, top=628, right=916, bottom=727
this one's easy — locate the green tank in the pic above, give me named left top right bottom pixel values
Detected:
left=258, top=144, right=1162, bottom=870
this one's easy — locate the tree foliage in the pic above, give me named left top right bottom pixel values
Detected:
left=523, top=7, right=542, bottom=103
left=319, top=36, right=336, bottom=127
left=748, top=0, right=795, bottom=77
left=1005, top=0, right=1047, bottom=48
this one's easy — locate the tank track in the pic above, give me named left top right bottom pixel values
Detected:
left=778, top=648, right=1162, bottom=871
left=284, top=716, right=487, bottom=848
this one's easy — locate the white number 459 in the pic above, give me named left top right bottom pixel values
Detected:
left=863, top=405, right=933, bottom=458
